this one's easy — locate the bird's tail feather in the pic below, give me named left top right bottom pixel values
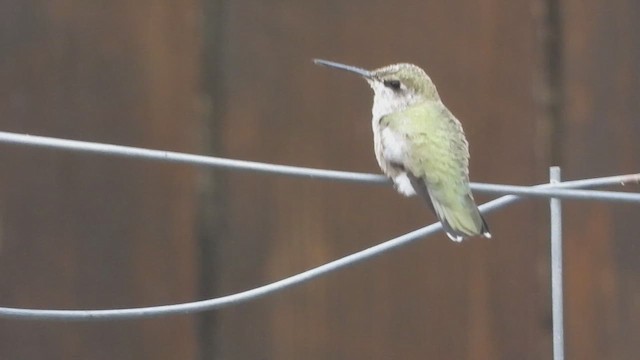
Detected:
left=430, top=193, right=491, bottom=242
left=406, top=173, right=490, bottom=241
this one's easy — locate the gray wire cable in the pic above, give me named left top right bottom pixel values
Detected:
left=0, top=131, right=638, bottom=202
left=550, top=168, right=565, bottom=360
left=0, top=131, right=638, bottom=320
left=0, top=172, right=636, bottom=321
left=0, top=131, right=387, bottom=184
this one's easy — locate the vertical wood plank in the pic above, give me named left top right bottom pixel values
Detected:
left=211, top=1, right=548, bottom=359
left=0, top=1, right=202, bottom=359
left=562, top=1, right=640, bottom=359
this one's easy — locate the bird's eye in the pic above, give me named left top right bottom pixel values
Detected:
left=383, top=80, right=402, bottom=90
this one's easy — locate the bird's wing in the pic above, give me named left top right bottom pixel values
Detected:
left=380, top=100, right=471, bottom=195
left=381, top=101, right=489, bottom=240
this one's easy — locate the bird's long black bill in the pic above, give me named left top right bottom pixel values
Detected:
left=313, top=59, right=372, bottom=78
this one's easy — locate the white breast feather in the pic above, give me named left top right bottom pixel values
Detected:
left=393, top=172, right=416, bottom=196
left=380, top=128, right=416, bottom=197
left=381, top=127, right=407, bottom=164
left=369, top=82, right=418, bottom=197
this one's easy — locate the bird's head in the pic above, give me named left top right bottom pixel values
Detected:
left=314, top=59, right=440, bottom=116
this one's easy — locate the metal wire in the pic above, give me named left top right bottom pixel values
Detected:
left=550, top=167, right=565, bottom=360
left=472, top=183, right=640, bottom=203
left=0, top=172, right=636, bottom=321
left=0, top=131, right=638, bottom=202
left=0, top=131, right=388, bottom=185
left=0, top=131, right=637, bottom=321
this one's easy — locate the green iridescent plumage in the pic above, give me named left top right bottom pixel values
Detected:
left=315, top=59, right=490, bottom=241
left=381, top=102, right=488, bottom=239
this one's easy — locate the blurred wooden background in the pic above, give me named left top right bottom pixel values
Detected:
left=0, top=0, right=638, bottom=359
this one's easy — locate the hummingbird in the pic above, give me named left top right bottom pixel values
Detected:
left=314, top=59, right=490, bottom=241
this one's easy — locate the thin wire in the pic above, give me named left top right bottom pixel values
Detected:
left=0, top=131, right=638, bottom=320
left=0, top=131, right=638, bottom=202
left=0, top=131, right=388, bottom=185
left=550, top=167, right=565, bottom=360
left=472, top=183, right=640, bottom=203
left=0, top=172, right=634, bottom=321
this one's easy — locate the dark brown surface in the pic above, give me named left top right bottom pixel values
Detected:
left=0, top=1, right=638, bottom=359
left=0, top=1, right=202, bottom=359
left=212, top=1, right=546, bottom=359
left=562, top=1, right=640, bottom=359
